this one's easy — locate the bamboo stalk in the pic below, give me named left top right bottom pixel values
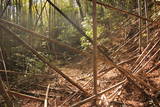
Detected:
left=134, top=48, right=160, bottom=74
left=98, top=46, right=157, bottom=92
left=8, top=90, right=44, bottom=102
left=71, top=80, right=126, bottom=107
left=92, top=0, right=97, bottom=105
left=88, top=0, right=153, bottom=22
left=0, top=24, right=89, bottom=96
left=147, top=62, right=160, bottom=74
left=132, top=39, right=160, bottom=72
left=44, top=84, right=50, bottom=107
left=46, top=0, right=93, bottom=43
left=0, top=18, right=89, bottom=57
left=138, top=0, right=142, bottom=53
left=144, top=0, right=149, bottom=43
left=112, top=19, right=159, bottom=55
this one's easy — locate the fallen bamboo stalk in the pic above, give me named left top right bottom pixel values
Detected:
left=8, top=90, right=44, bottom=102
left=146, top=62, right=160, bottom=74
left=17, top=90, right=56, bottom=98
left=133, top=38, right=160, bottom=72
left=44, top=84, right=50, bottom=107
left=35, top=84, right=71, bottom=95
left=71, top=80, right=126, bottom=107
left=0, top=18, right=89, bottom=57
left=98, top=55, right=138, bottom=77
left=63, top=55, right=138, bottom=105
left=99, top=46, right=157, bottom=91
left=88, top=0, right=153, bottom=22
left=112, top=19, right=159, bottom=55
left=134, top=48, right=160, bottom=74
left=0, top=24, right=89, bottom=96
left=133, top=37, right=157, bottom=66
left=72, top=41, right=159, bottom=106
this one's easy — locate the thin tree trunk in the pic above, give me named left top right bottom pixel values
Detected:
left=76, top=0, right=84, bottom=21
left=138, top=0, right=142, bottom=53
left=29, top=0, right=33, bottom=26
left=144, top=0, right=149, bottom=44
left=92, top=0, right=97, bottom=106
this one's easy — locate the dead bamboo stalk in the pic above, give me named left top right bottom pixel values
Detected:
left=134, top=48, right=160, bottom=74
left=0, top=77, right=13, bottom=107
left=98, top=46, right=157, bottom=92
left=44, top=84, right=50, bottom=107
left=7, top=90, right=44, bottom=102
left=133, top=39, right=155, bottom=66
left=71, top=80, right=126, bottom=107
left=146, top=62, right=160, bottom=74
left=66, top=55, right=138, bottom=105
left=0, top=18, right=89, bottom=57
left=92, top=0, right=98, bottom=105
left=132, top=39, right=160, bottom=72
left=71, top=48, right=158, bottom=106
left=0, top=24, right=89, bottom=96
left=98, top=55, right=138, bottom=77
left=112, top=19, right=159, bottom=55
left=88, top=0, right=153, bottom=22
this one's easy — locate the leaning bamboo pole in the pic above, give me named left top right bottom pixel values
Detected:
left=0, top=18, right=89, bottom=57
left=0, top=24, right=89, bottom=96
left=88, top=0, right=153, bottom=22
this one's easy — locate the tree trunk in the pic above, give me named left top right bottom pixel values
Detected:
left=76, top=0, right=84, bottom=21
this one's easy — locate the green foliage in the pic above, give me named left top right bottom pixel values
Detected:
left=80, top=16, right=105, bottom=49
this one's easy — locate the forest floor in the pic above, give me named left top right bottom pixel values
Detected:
left=17, top=55, right=160, bottom=107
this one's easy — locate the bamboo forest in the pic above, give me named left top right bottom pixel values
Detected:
left=0, top=0, right=160, bottom=107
